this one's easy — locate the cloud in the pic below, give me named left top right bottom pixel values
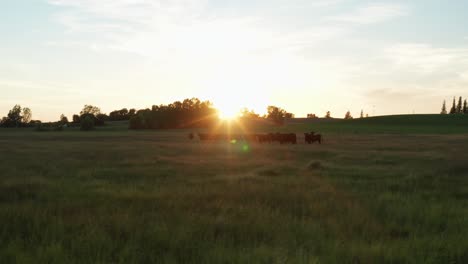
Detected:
left=45, top=0, right=352, bottom=82
left=384, top=43, right=468, bottom=74
left=45, top=0, right=466, bottom=117
left=328, top=3, right=408, bottom=24
left=46, top=1, right=409, bottom=60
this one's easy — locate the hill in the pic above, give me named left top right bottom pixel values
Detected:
left=286, top=114, right=468, bottom=134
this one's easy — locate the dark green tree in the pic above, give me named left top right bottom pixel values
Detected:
left=266, top=106, right=290, bottom=125
left=449, top=97, right=456, bottom=114
left=80, top=115, right=95, bottom=131
left=129, top=114, right=145, bottom=129
left=95, top=114, right=108, bottom=126
left=456, top=96, right=463, bottom=113
left=128, top=98, right=218, bottom=130
left=22, top=107, right=32, bottom=124
left=360, top=109, right=364, bottom=118
left=72, top=114, right=80, bottom=123
left=3, top=105, right=24, bottom=127
left=463, top=99, right=467, bottom=114
left=441, top=100, right=447, bottom=114
left=325, top=111, right=331, bottom=118
left=109, top=108, right=130, bottom=121
left=8, top=105, right=22, bottom=123
left=60, top=114, right=69, bottom=124
left=80, top=105, right=101, bottom=116
left=344, top=111, right=353, bottom=120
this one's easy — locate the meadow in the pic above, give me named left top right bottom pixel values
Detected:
left=1, top=115, right=468, bottom=263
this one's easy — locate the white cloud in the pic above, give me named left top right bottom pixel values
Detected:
left=44, top=0, right=465, bottom=117
left=328, top=3, right=408, bottom=25
left=46, top=1, right=409, bottom=60
left=384, top=43, right=468, bottom=74
left=45, top=0, right=350, bottom=90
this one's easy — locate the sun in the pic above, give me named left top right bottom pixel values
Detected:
left=218, top=107, right=239, bottom=120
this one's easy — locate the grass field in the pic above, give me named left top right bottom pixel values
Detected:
left=1, top=115, right=468, bottom=263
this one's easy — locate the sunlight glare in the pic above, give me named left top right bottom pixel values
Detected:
left=218, top=107, right=240, bottom=120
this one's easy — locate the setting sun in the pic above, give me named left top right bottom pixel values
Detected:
left=217, top=107, right=240, bottom=120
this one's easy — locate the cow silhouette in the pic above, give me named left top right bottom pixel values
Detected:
left=305, top=132, right=322, bottom=144
left=197, top=132, right=299, bottom=145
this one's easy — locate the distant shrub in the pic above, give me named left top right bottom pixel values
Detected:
left=53, top=125, right=64, bottom=131
left=80, top=116, right=95, bottom=131
left=95, top=114, right=108, bottom=126
left=129, top=115, right=146, bottom=129
left=35, top=123, right=48, bottom=132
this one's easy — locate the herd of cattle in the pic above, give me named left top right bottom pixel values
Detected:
left=189, top=132, right=322, bottom=144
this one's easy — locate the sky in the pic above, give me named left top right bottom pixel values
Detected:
left=1, top=0, right=468, bottom=121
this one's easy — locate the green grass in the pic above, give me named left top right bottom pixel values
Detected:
left=285, top=114, right=468, bottom=134
left=1, top=116, right=468, bottom=263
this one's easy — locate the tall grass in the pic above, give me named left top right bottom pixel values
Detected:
left=0, top=127, right=467, bottom=263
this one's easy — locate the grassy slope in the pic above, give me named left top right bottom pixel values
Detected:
left=1, top=116, right=468, bottom=263
left=285, top=114, right=468, bottom=134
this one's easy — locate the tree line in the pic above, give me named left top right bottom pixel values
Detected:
left=0, top=99, right=297, bottom=130
left=441, top=96, right=468, bottom=114
left=307, top=110, right=369, bottom=120
left=0, top=102, right=372, bottom=130
left=128, top=98, right=217, bottom=129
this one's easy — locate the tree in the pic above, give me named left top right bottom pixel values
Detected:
left=360, top=109, right=364, bottom=118
left=8, top=105, right=22, bottom=123
left=109, top=108, right=131, bottom=121
left=6, top=105, right=23, bottom=127
left=72, top=114, right=80, bottom=123
left=129, top=115, right=145, bottom=129
left=307, top=114, right=317, bottom=118
left=456, top=96, right=463, bottom=113
left=464, top=99, right=468, bottom=114
left=441, top=100, right=447, bottom=114
left=325, top=111, right=331, bottom=118
left=80, top=115, right=95, bottom=131
left=95, top=114, right=108, bottom=126
left=239, top=108, right=259, bottom=119
left=449, top=97, right=456, bottom=114
left=128, top=98, right=218, bottom=130
left=266, top=106, right=290, bottom=125
left=60, top=114, right=69, bottom=124
left=22, top=108, right=32, bottom=124
left=1, top=105, right=34, bottom=127
left=80, top=105, right=101, bottom=116
left=344, top=111, right=353, bottom=120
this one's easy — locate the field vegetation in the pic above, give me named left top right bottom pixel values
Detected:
left=1, top=115, right=468, bottom=263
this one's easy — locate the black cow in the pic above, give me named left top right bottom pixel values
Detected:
left=279, top=133, right=297, bottom=144
left=305, top=132, right=322, bottom=144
